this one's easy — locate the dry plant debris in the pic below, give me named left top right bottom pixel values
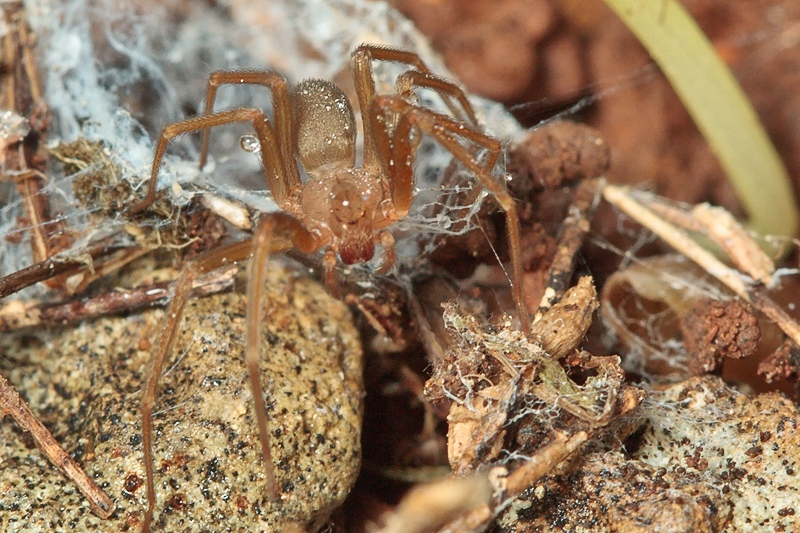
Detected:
left=0, top=265, right=363, bottom=531
left=420, top=277, right=644, bottom=530
left=0, top=264, right=237, bottom=332
left=52, top=137, right=230, bottom=260
left=375, top=474, right=492, bottom=533
left=601, top=254, right=767, bottom=380
left=603, top=185, right=800, bottom=374
left=497, top=376, right=800, bottom=532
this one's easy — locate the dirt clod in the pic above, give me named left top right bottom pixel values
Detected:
left=508, top=121, right=611, bottom=196
left=680, top=298, right=761, bottom=376
left=758, top=339, right=800, bottom=383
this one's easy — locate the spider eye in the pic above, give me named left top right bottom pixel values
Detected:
left=331, top=188, right=365, bottom=224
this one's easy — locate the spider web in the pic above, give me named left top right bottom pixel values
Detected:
left=0, top=0, right=528, bottom=299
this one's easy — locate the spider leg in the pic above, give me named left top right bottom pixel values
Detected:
left=141, top=216, right=320, bottom=531
left=323, top=248, right=339, bottom=297
left=140, top=238, right=252, bottom=533
left=245, top=213, right=319, bottom=500
left=352, top=44, right=478, bottom=166
left=376, top=231, right=396, bottom=275
left=393, top=70, right=479, bottom=126
left=372, top=95, right=531, bottom=334
left=198, top=70, right=302, bottom=196
left=128, top=108, right=287, bottom=214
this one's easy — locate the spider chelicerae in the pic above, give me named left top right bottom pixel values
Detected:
left=126, top=43, right=531, bottom=531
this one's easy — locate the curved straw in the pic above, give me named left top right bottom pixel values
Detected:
left=601, top=0, right=798, bottom=238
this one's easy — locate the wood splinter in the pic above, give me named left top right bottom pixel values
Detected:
left=0, top=373, right=116, bottom=518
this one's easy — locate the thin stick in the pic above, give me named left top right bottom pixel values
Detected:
left=535, top=178, right=603, bottom=320
left=0, top=241, right=125, bottom=299
left=439, top=431, right=588, bottom=532
left=636, top=193, right=775, bottom=285
left=504, top=431, right=588, bottom=495
left=603, top=185, right=749, bottom=297
left=0, top=372, right=116, bottom=518
left=0, top=266, right=237, bottom=332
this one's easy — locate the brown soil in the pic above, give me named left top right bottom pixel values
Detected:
left=391, top=0, right=800, bottom=216
left=680, top=298, right=761, bottom=375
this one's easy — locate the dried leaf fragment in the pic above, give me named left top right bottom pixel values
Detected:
left=531, top=275, right=598, bottom=359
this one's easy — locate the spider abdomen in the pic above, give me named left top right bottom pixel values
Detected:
left=293, top=79, right=356, bottom=177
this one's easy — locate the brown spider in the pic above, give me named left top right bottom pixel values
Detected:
left=130, top=43, right=530, bottom=531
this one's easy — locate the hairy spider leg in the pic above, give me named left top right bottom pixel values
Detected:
left=198, top=70, right=302, bottom=199
left=376, top=232, right=396, bottom=275
left=391, top=69, right=489, bottom=227
left=140, top=238, right=247, bottom=533
left=128, top=108, right=285, bottom=214
left=351, top=43, right=479, bottom=166
left=141, top=213, right=319, bottom=531
left=371, top=95, right=531, bottom=335
left=350, top=45, right=486, bottom=274
left=131, top=108, right=317, bottom=529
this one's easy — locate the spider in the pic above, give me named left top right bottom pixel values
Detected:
left=129, top=43, right=531, bottom=531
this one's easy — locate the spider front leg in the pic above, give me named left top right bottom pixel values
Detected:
left=140, top=213, right=320, bottom=532
left=352, top=44, right=480, bottom=167
left=245, top=212, right=320, bottom=487
left=371, top=96, right=531, bottom=335
left=198, top=70, right=302, bottom=197
left=128, top=108, right=290, bottom=214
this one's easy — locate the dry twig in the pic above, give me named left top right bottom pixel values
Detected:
left=0, top=265, right=238, bottom=331
left=438, top=431, right=589, bottom=533
left=535, top=178, right=604, bottom=319
left=0, top=374, right=116, bottom=518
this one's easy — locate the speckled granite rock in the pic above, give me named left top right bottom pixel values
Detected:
left=0, top=265, right=363, bottom=532
left=498, top=376, right=800, bottom=532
